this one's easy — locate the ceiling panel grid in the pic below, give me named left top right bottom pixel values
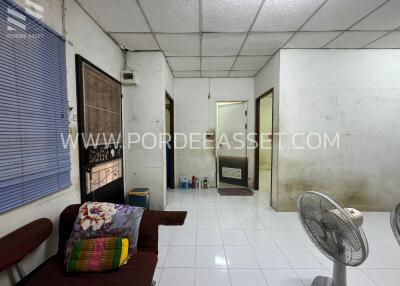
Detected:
left=77, top=0, right=400, bottom=78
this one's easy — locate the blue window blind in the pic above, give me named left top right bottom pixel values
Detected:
left=0, top=0, right=71, bottom=213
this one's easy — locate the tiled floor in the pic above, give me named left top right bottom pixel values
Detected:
left=154, top=189, right=400, bottom=286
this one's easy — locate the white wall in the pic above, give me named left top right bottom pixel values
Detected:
left=276, top=49, right=400, bottom=211
left=259, top=96, right=272, bottom=169
left=254, top=54, right=280, bottom=205
left=123, top=52, right=173, bottom=210
left=174, top=78, right=254, bottom=187
left=217, top=102, right=247, bottom=157
left=0, top=1, right=123, bottom=284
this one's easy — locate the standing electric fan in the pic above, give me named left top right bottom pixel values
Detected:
left=390, top=203, right=400, bottom=246
left=298, top=192, right=369, bottom=286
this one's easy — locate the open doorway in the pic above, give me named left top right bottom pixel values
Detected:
left=166, top=93, right=175, bottom=189
left=216, top=101, right=248, bottom=188
left=255, top=89, right=273, bottom=204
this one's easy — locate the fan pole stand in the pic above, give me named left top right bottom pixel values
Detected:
left=311, top=261, right=347, bottom=286
left=311, top=276, right=332, bottom=286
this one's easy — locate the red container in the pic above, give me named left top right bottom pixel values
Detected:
left=192, top=176, right=196, bottom=189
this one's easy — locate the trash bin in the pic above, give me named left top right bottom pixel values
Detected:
left=128, top=188, right=150, bottom=209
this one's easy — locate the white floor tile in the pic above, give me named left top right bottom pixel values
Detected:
left=290, top=230, right=314, bottom=246
left=221, top=229, right=248, bottom=245
left=197, top=229, right=223, bottom=245
left=159, top=226, right=175, bottom=245
left=217, top=208, right=237, bottom=218
left=369, top=246, right=400, bottom=268
left=280, top=246, right=324, bottom=269
left=347, top=269, right=376, bottom=286
left=176, top=218, right=197, bottom=230
left=161, top=189, right=394, bottom=286
left=260, top=218, right=289, bottom=231
left=366, top=230, right=399, bottom=247
left=239, top=218, right=265, bottom=229
left=170, top=229, right=197, bottom=245
left=295, top=268, right=331, bottom=286
left=229, top=269, right=267, bottom=286
left=225, top=246, right=259, bottom=268
left=159, top=268, right=195, bottom=286
left=244, top=229, right=275, bottom=246
left=180, top=201, right=199, bottom=209
left=195, top=269, right=231, bottom=286
left=157, top=246, right=169, bottom=268
left=268, top=230, right=304, bottom=246
left=198, top=208, right=217, bottom=218
left=360, top=252, right=388, bottom=269
left=363, top=269, right=400, bottom=286
left=252, top=246, right=291, bottom=268
left=262, top=269, right=303, bottom=286
left=164, top=246, right=196, bottom=268
left=219, top=218, right=242, bottom=229
left=153, top=268, right=162, bottom=284
left=198, top=201, right=216, bottom=208
left=306, top=246, right=332, bottom=269
left=196, top=246, right=227, bottom=268
left=197, top=218, right=219, bottom=229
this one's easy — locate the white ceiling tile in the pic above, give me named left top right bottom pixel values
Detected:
left=241, top=33, right=293, bottom=55
left=351, top=0, right=400, bottom=31
left=302, top=0, right=386, bottom=31
left=156, top=34, right=200, bottom=56
left=202, top=33, right=246, bottom=56
left=174, top=71, right=201, bottom=78
left=284, top=32, right=340, bottom=48
left=110, top=33, right=158, bottom=50
left=202, top=71, right=229, bottom=78
left=253, top=0, right=324, bottom=32
left=140, top=0, right=199, bottom=32
left=78, top=0, right=149, bottom=32
left=367, top=31, right=400, bottom=48
left=167, top=57, right=200, bottom=71
left=326, top=31, right=386, bottom=48
left=203, top=0, right=262, bottom=32
left=201, top=57, right=235, bottom=70
left=233, top=56, right=270, bottom=70
left=230, top=70, right=258, bottom=78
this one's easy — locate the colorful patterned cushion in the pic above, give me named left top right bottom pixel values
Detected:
left=66, top=237, right=129, bottom=272
left=65, top=202, right=144, bottom=263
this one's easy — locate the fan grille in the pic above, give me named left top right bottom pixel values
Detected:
left=391, top=204, right=400, bottom=246
left=298, top=192, right=369, bottom=267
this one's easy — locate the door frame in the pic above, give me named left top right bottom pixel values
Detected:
left=166, top=92, right=175, bottom=189
left=215, top=101, right=249, bottom=188
left=254, top=88, right=274, bottom=201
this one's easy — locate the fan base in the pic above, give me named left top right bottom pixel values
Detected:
left=312, top=276, right=345, bottom=286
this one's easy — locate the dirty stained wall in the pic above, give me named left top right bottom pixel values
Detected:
left=259, top=96, right=273, bottom=169
left=254, top=53, right=280, bottom=205
left=277, top=49, right=400, bottom=211
left=123, top=52, right=174, bottom=210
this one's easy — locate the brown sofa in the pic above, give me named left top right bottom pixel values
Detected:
left=0, top=204, right=185, bottom=286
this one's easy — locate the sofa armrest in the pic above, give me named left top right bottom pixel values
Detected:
left=0, top=218, right=53, bottom=272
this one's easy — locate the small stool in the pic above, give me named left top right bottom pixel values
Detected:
left=128, top=188, right=150, bottom=209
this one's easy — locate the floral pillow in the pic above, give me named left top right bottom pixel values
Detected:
left=65, top=202, right=144, bottom=262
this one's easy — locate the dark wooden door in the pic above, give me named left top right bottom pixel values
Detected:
left=76, top=55, right=124, bottom=204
